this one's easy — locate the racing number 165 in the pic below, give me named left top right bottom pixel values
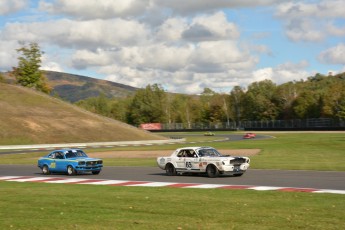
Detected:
left=186, top=162, right=192, bottom=168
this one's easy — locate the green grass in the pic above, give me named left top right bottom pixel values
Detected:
left=1, top=132, right=345, bottom=171
left=1, top=181, right=344, bottom=230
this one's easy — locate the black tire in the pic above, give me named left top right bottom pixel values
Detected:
left=166, top=164, right=177, bottom=176
left=42, top=165, right=50, bottom=175
left=67, top=165, right=76, bottom=176
left=206, top=165, right=219, bottom=178
left=92, top=171, right=100, bottom=175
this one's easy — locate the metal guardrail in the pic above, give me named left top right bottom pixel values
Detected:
left=158, top=118, right=345, bottom=131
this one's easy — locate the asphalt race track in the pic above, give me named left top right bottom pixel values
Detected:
left=1, top=164, right=345, bottom=191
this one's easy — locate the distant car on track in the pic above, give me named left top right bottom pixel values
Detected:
left=157, top=146, right=250, bottom=178
left=204, top=131, right=215, bottom=136
left=37, top=149, right=103, bottom=175
left=243, top=133, right=256, bottom=139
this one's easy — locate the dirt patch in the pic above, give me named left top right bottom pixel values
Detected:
left=88, top=149, right=261, bottom=159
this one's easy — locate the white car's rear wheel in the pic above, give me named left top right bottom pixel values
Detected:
left=206, top=165, right=219, bottom=178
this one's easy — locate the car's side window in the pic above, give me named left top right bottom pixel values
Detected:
left=186, top=150, right=197, bottom=158
left=49, top=153, right=55, bottom=158
left=177, top=150, right=185, bottom=157
left=55, top=152, right=64, bottom=159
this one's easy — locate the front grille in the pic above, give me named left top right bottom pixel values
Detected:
left=86, top=161, right=97, bottom=166
left=230, top=158, right=246, bottom=165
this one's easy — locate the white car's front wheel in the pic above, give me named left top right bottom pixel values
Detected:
left=206, top=165, right=219, bottom=178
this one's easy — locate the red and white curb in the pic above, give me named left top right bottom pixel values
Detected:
left=1, top=176, right=345, bottom=195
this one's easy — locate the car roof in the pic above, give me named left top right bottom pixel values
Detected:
left=176, top=146, right=213, bottom=151
left=50, top=149, right=83, bottom=153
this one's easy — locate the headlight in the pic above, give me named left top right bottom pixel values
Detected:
left=78, top=161, right=85, bottom=165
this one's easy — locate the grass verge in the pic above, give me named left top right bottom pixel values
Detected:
left=1, top=181, right=344, bottom=230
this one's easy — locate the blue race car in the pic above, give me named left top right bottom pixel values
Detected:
left=38, top=149, right=103, bottom=175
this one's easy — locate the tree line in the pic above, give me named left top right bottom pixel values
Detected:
left=76, top=73, right=345, bottom=126
left=8, top=42, right=345, bottom=126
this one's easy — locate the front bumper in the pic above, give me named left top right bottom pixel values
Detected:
left=75, top=166, right=102, bottom=171
left=220, top=163, right=249, bottom=174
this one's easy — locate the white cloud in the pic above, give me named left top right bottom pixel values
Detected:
left=155, top=0, right=288, bottom=15
left=39, top=0, right=150, bottom=19
left=285, top=19, right=325, bottom=42
left=0, top=41, right=20, bottom=71
left=0, top=0, right=28, bottom=15
left=276, top=0, right=345, bottom=19
left=2, top=18, right=150, bottom=48
left=276, top=0, right=345, bottom=42
left=252, top=61, right=310, bottom=84
left=188, top=41, right=258, bottom=72
left=155, top=17, right=187, bottom=42
left=318, top=43, right=345, bottom=65
left=182, top=12, right=239, bottom=42
left=41, top=62, right=64, bottom=72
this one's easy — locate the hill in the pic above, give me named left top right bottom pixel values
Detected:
left=44, top=71, right=138, bottom=102
left=1, top=71, right=138, bottom=103
left=0, top=83, right=166, bottom=145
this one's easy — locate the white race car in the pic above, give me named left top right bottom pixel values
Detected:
left=157, top=146, right=250, bottom=178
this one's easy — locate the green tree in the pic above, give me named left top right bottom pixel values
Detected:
left=243, top=80, right=278, bottom=120
left=229, top=86, right=245, bottom=124
left=11, top=42, right=51, bottom=93
left=127, top=84, right=167, bottom=125
left=292, top=91, right=322, bottom=118
left=321, top=81, right=345, bottom=119
left=274, top=81, right=303, bottom=119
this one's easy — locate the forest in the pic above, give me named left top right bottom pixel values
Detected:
left=75, top=72, right=345, bottom=127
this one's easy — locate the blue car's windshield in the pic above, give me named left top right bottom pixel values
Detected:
left=65, top=150, right=88, bottom=158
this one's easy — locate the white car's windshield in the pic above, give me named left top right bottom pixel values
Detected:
left=65, top=150, right=88, bottom=158
left=197, top=148, right=223, bottom=157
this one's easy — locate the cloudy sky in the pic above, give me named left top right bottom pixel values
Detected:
left=1, top=0, right=345, bottom=94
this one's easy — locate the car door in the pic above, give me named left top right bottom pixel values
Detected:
left=54, top=151, right=68, bottom=172
left=175, top=150, right=187, bottom=170
left=184, top=149, right=200, bottom=172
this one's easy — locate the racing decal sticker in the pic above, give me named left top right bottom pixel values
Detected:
left=185, top=162, right=192, bottom=168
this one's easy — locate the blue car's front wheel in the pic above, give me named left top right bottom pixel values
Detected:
left=42, top=165, right=50, bottom=175
left=67, top=165, right=76, bottom=176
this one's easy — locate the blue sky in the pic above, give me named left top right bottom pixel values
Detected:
left=1, top=0, right=345, bottom=94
